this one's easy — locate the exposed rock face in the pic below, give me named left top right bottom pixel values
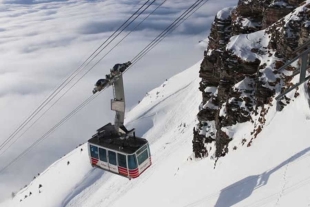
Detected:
left=262, top=1, right=294, bottom=29
left=307, top=81, right=310, bottom=107
left=232, top=0, right=271, bottom=34
left=288, top=0, right=306, bottom=6
left=193, top=0, right=310, bottom=159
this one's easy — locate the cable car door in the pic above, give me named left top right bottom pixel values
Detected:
left=107, top=150, right=118, bottom=173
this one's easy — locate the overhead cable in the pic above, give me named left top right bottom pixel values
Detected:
left=0, top=0, right=155, bottom=153
left=0, top=93, right=99, bottom=173
left=131, top=0, right=205, bottom=65
left=133, top=0, right=208, bottom=65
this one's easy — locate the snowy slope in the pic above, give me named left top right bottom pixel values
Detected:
left=2, top=60, right=310, bottom=207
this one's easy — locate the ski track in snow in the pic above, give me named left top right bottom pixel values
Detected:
left=274, top=164, right=289, bottom=207
left=183, top=149, right=310, bottom=207
left=126, top=81, right=193, bottom=127
left=61, top=168, right=105, bottom=207
left=239, top=150, right=310, bottom=207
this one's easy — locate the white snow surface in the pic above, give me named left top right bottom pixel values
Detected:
left=227, top=30, right=270, bottom=63
left=2, top=62, right=310, bottom=207
left=216, top=7, right=235, bottom=20
left=241, top=18, right=260, bottom=28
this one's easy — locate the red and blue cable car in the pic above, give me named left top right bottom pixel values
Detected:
left=88, top=123, right=151, bottom=179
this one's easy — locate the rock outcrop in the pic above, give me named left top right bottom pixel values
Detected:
left=193, top=0, right=310, bottom=159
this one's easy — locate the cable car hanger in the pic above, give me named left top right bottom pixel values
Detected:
left=88, top=61, right=152, bottom=179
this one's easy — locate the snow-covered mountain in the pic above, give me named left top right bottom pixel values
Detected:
left=1, top=57, right=310, bottom=206
left=194, top=0, right=310, bottom=159
left=2, top=1, right=310, bottom=206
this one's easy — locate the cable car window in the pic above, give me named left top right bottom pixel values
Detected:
left=128, top=155, right=137, bottom=169
left=90, top=145, right=99, bottom=158
left=136, top=145, right=147, bottom=155
left=137, top=150, right=148, bottom=165
left=118, top=153, right=127, bottom=168
left=108, top=151, right=117, bottom=165
left=147, top=144, right=151, bottom=157
left=99, top=148, right=107, bottom=162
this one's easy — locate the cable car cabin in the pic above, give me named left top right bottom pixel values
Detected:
left=88, top=123, right=151, bottom=179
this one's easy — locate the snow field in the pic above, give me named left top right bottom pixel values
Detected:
left=2, top=61, right=310, bottom=207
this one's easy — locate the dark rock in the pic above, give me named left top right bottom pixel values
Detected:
left=192, top=128, right=214, bottom=158
left=197, top=108, right=217, bottom=121
left=255, top=85, right=275, bottom=105
left=288, top=0, right=306, bottom=6
left=193, top=0, right=310, bottom=159
left=262, top=4, right=293, bottom=29
left=215, top=130, right=232, bottom=157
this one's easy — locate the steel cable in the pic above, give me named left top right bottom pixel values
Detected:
left=0, top=0, right=155, bottom=153
left=0, top=0, right=160, bottom=156
left=130, top=0, right=204, bottom=65
left=131, top=0, right=208, bottom=66
left=0, top=93, right=100, bottom=174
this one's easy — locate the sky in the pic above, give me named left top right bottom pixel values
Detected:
left=0, top=0, right=238, bottom=201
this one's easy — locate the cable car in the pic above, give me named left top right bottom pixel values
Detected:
left=88, top=62, right=151, bottom=179
left=88, top=123, right=151, bottom=179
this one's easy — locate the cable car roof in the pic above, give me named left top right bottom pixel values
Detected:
left=88, top=123, right=148, bottom=154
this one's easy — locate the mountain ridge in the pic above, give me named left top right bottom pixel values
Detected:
left=194, top=0, right=310, bottom=159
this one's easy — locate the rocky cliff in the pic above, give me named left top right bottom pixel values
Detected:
left=193, top=0, right=309, bottom=159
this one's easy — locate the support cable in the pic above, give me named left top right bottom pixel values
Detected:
left=130, top=0, right=205, bottom=65
left=0, top=0, right=159, bottom=155
left=0, top=93, right=100, bottom=174
left=133, top=0, right=208, bottom=65
left=0, top=0, right=155, bottom=152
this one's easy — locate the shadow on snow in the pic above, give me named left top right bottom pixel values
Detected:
left=214, top=147, right=310, bottom=207
left=61, top=168, right=105, bottom=207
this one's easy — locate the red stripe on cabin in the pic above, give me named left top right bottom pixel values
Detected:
left=129, top=174, right=139, bottom=178
left=129, top=168, right=139, bottom=173
left=118, top=167, right=128, bottom=176
left=118, top=166, right=127, bottom=171
left=119, top=170, right=128, bottom=175
left=118, top=167, right=128, bottom=173
left=128, top=156, right=153, bottom=179
left=91, top=157, right=98, bottom=165
left=129, top=172, right=139, bottom=176
left=130, top=173, right=139, bottom=178
left=129, top=168, right=140, bottom=178
left=129, top=171, right=139, bottom=176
